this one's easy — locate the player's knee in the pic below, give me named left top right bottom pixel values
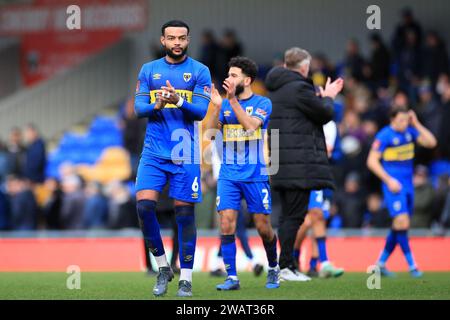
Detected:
left=220, top=215, right=236, bottom=234
left=175, top=205, right=196, bottom=226
left=393, top=214, right=410, bottom=230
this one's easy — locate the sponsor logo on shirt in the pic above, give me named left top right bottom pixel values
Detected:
left=153, top=73, right=162, bottom=80
left=223, top=124, right=262, bottom=142
left=224, top=110, right=231, bottom=117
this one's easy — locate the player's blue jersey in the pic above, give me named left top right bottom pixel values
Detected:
left=217, top=94, right=272, bottom=182
left=135, top=57, right=211, bottom=162
left=372, top=125, right=419, bottom=185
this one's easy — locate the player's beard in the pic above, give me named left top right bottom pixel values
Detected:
left=235, top=82, right=245, bottom=97
left=165, top=46, right=188, bottom=61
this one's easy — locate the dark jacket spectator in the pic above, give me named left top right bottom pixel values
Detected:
left=0, top=187, right=10, bottom=230
left=42, top=178, right=62, bottom=229
left=83, top=181, right=108, bottom=229
left=6, top=176, right=38, bottom=230
left=24, top=124, right=46, bottom=184
left=438, top=78, right=450, bottom=160
left=336, top=172, right=366, bottom=228
left=265, top=47, right=343, bottom=272
left=344, top=39, right=367, bottom=82
left=6, top=127, right=25, bottom=177
left=106, top=181, right=138, bottom=229
left=60, top=175, right=85, bottom=229
left=369, top=33, right=391, bottom=88
left=392, top=8, right=423, bottom=59
left=422, top=31, right=449, bottom=86
left=411, top=166, right=435, bottom=228
left=266, top=67, right=336, bottom=190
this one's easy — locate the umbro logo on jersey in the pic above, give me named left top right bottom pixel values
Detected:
left=183, top=73, right=192, bottom=82
left=224, top=111, right=231, bottom=117
left=153, top=73, right=162, bottom=80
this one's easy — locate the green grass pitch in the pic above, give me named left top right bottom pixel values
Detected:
left=0, top=272, right=449, bottom=300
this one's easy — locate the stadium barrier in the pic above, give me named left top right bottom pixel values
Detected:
left=1, top=231, right=449, bottom=272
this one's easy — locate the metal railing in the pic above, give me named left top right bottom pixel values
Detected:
left=0, top=39, right=132, bottom=140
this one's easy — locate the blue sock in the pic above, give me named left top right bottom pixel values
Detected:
left=378, top=230, right=397, bottom=266
left=221, top=234, right=237, bottom=276
left=316, top=237, right=328, bottom=262
left=236, top=224, right=253, bottom=260
left=396, top=230, right=417, bottom=270
left=136, top=200, right=165, bottom=257
left=310, top=257, right=318, bottom=271
left=263, top=235, right=278, bottom=268
left=293, top=249, right=300, bottom=261
left=175, top=206, right=197, bottom=269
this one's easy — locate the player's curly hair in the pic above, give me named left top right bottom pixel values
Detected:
left=228, top=56, right=258, bottom=83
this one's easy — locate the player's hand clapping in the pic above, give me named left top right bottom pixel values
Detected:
left=222, top=79, right=237, bottom=100
left=210, top=83, right=223, bottom=109
left=160, top=80, right=181, bottom=105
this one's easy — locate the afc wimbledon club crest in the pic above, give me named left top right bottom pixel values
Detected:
left=183, top=73, right=192, bottom=82
left=246, top=106, right=253, bottom=115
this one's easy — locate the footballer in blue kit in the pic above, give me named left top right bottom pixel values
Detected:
left=206, top=57, right=280, bottom=291
left=367, top=105, right=437, bottom=278
left=134, top=20, right=212, bottom=297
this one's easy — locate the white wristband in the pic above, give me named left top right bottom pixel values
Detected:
left=176, top=96, right=184, bottom=107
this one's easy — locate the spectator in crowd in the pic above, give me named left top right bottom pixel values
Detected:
left=216, top=29, right=243, bottom=85
left=415, top=83, right=442, bottom=138
left=392, top=8, right=423, bottom=60
left=23, top=124, right=46, bottom=184
left=362, top=193, right=390, bottom=228
left=0, top=140, right=9, bottom=184
left=120, top=98, right=146, bottom=180
left=199, top=30, right=220, bottom=80
left=5, top=175, right=38, bottom=230
left=368, top=33, right=391, bottom=90
left=42, top=177, right=62, bottom=230
left=439, top=176, right=450, bottom=228
left=411, top=165, right=435, bottom=228
left=437, top=74, right=450, bottom=160
left=0, top=184, right=9, bottom=230
left=83, top=181, right=108, bottom=229
left=105, top=181, right=138, bottom=229
left=422, top=31, right=449, bottom=89
left=6, top=127, right=25, bottom=177
left=344, top=39, right=367, bottom=83
left=397, top=29, right=422, bottom=98
left=336, top=172, right=365, bottom=228
left=60, top=175, right=85, bottom=229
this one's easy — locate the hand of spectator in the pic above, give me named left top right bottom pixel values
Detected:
left=319, top=77, right=344, bottom=99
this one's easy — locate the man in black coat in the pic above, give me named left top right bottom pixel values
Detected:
left=265, top=47, right=343, bottom=280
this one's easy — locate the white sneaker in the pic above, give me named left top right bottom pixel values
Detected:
left=280, top=268, right=312, bottom=282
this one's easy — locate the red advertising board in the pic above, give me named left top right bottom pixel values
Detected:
left=0, top=0, right=147, bottom=85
